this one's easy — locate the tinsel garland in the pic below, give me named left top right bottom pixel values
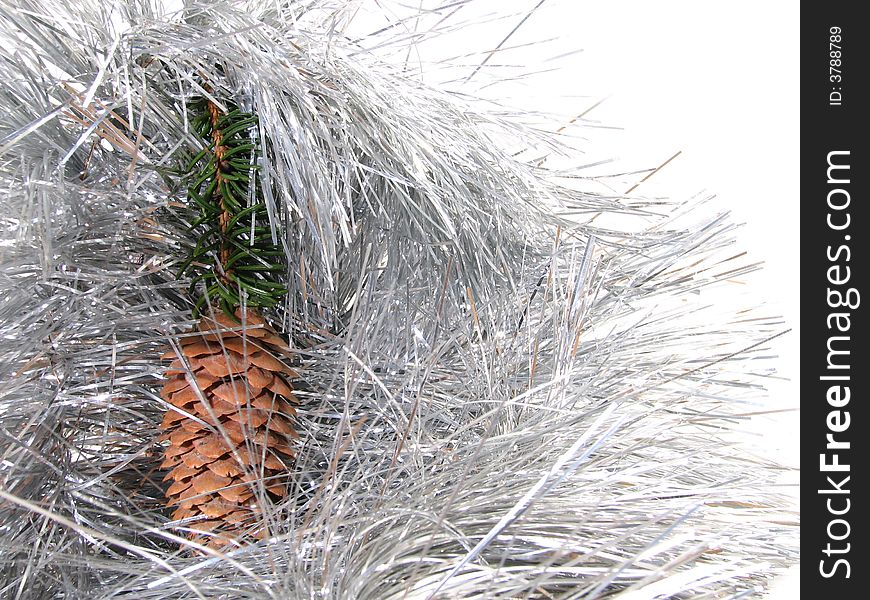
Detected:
left=0, top=1, right=796, bottom=598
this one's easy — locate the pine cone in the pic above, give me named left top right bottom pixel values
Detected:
left=159, top=309, right=298, bottom=548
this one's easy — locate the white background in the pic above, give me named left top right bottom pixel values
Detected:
left=543, top=4, right=800, bottom=594
left=506, top=1, right=800, bottom=595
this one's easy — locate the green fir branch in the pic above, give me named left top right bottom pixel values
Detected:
left=179, top=96, right=285, bottom=318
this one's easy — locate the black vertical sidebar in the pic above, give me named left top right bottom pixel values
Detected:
left=802, top=4, right=867, bottom=597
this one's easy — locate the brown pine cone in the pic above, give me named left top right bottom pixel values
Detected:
left=159, top=309, right=299, bottom=549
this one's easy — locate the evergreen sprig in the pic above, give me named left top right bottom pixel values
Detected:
left=178, top=96, right=287, bottom=317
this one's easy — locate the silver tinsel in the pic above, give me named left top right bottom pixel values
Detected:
left=0, top=1, right=796, bottom=598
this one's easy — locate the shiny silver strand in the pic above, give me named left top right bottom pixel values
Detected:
left=0, top=1, right=796, bottom=598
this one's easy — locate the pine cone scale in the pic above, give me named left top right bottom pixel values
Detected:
left=160, top=310, right=298, bottom=548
